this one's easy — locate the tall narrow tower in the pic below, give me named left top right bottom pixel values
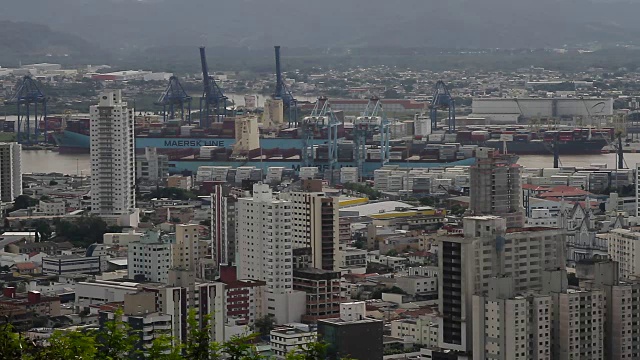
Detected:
left=90, top=90, right=137, bottom=224
left=0, top=142, right=22, bottom=202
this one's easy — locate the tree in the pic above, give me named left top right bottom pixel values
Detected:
left=12, top=195, right=37, bottom=210
left=94, top=309, right=139, bottom=360
left=33, top=220, right=52, bottom=242
left=254, top=315, right=276, bottom=337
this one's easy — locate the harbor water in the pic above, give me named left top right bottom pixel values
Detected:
left=20, top=150, right=640, bottom=176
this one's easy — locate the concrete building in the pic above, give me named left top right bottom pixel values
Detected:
left=437, top=216, right=565, bottom=353
left=172, top=224, right=203, bottom=273
left=236, top=183, right=306, bottom=324
left=317, top=302, right=384, bottom=360
left=35, top=199, right=66, bottom=216
left=103, top=230, right=144, bottom=247
left=167, top=175, right=192, bottom=190
left=605, top=228, right=640, bottom=280
left=413, top=113, right=432, bottom=137
left=42, top=255, right=106, bottom=275
left=135, top=147, right=168, bottom=184
left=0, top=142, right=22, bottom=202
left=472, top=277, right=553, bottom=360
left=127, top=232, right=171, bottom=283
left=391, top=316, right=439, bottom=347
left=90, top=90, right=137, bottom=226
left=469, top=148, right=524, bottom=228
left=211, top=184, right=237, bottom=268
left=280, top=180, right=340, bottom=271
left=270, top=324, right=317, bottom=359
left=293, top=268, right=344, bottom=322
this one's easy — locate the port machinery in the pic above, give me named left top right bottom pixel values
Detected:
left=273, top=46, right=298, bottom=127
left=155, top=76, right=192, bottom=123
left=199, top=47, right=228, bottom=128
left=4, top=76, right=48, bottom=145
left=353, top=96, right=390, bottom=181
left=429, top=80, right=456, bottom=133
left=301, top=96, right=340, bottom=183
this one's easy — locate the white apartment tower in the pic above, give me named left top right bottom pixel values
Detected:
left=606, top=228, right=640, bottom=280
left=127, top=232, right=171, bottom=283
left=437, top=216, right=565, bottom=352
left=0, top=142, right=22, bottom=202
left=90, top=90, right=137, bottom=223
left=280, top=180, right=340, bottom=271
left=237, top=183, right=306, bottom=324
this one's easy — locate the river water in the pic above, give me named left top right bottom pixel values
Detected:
left=21, top=150, right=640, bottom=176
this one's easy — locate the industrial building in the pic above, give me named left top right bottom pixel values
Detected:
left=469, top=97, right=614, bottom=124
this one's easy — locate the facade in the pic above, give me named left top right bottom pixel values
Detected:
left=552, top=289, right=605, bottom=360
left=437, top=216, right=565, bottom=353
left=270, top=325, right=317, bottom=359
left=167, top=175, right=192, bottom=189
left=281, top=180, right=340, bottom=271
left=391, top=317, right=439, bottom=347
left=211, top=184, right=237, bottom=267
left=469, top=148, right=524, bottom=228
left=135, top=147, right=168, bottom=184
left=293, top=268, right=344, bottom=322
left=236, top=183, right=305, bottom=324
left=472, top=277, right=553, bottom=360
left=127, top=232, right=171, bottom=283
left=606, top=228, right=640, bottom=280
left=172, top=224, right=202, bottom=272
left=42, top=255, right=106, bottom=275
left=220, top=267, right=266, bottom=326
left=318, top=302, right=384, bottom=360
left=90, top=90, right=136, bottom=222
left=35, top=199, right=66, bottom=216
left=0, top=142, right=22, bottom=202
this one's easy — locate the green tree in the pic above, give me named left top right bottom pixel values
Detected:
left=285, top=341, right=329, bottom=360
left=33, top=220, right=52, bottom=242
left=254, top=315, right=276, bottom=337
left=94, top=309, right=139, bottom=360
left=184, top=310, right=220, bottom=360
left=12, top=195, right=37, bottom=210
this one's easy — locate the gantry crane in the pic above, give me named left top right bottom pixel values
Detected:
left=4, top=76, right=48, bottom=145
left=199, top=47, right=228, bottom=128
left=301, top=96, right=340, bottom=184
left=429, top=81, right=456, bottom=133
left=273, top=46, right=298, bottom=127
left=353, top=96, right=390, bottom=180
left=155, top=76, right=192, bottom=123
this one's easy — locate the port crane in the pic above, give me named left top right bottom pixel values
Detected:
left=353, top=96, right=390, bottom=181
left=300, top=96, right=340, bottom=184
left=429, top=81, right=456, bottom=133
left=199, top=47, right=228, bottom=128
left=155, top=76, right=192, bottom=123
left=4, top=76, right=48, bottom=145
left=273, top=46, right=298, bottom=127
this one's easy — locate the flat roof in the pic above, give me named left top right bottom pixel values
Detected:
left=339, top=201, right=411, bottom=217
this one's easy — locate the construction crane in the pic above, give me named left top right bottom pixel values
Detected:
left=155, top=76, right=192, bottom=123
left=429, top=81, right=456, bottom=133
left=300, top=96, right=340, bottom=184
left=273, top=46, right=298, bottom=127
left=353, top=96, right=390, bottom=181
left=4, top=76, right=48, bottom=145
left=199, top=47, right=228, bottom=128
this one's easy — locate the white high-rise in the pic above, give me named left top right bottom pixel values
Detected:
left=236, top=183, right=306, bottom=324
left=0, top=142, right=22, bottom=202
left=90, top=90, right=137, bottom=224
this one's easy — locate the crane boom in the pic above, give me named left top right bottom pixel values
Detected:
left=200, top=47, right=212, bottom=100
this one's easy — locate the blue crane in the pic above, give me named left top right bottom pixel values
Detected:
left=155, top=76, right=192, bottom=123
left=429, top=80, right=456, bottom=133
left=273, top=46, right=298, bottom=127
left=4, top=76, right=48, bottom=145
left=199, top=47, right=228, bottom=128
left=301, top=96, right=340, bottom=184
left=353, top=96, right=390, bottom=180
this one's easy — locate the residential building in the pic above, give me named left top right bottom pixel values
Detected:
left=211, top=184, right=237, bottom=268
left=270, top=324, right=317, bottom=359
left=42, top=255, right=106, bottom=275
left=281, top=180, right=340, bottom=271
left=391, top=316, right=439, bottom=347
left=317, top=302, right=384, bottom=360
left=127, top=232, right=171, bottom=283
left=468, top=148, right=524, bottom=228
left=172, top=224, right=203, bottom=272
left=471, top=277, right=553, bottom=360
left=0, top=142, right=22, bottom=202
left=219, top=266, right=266, bottom=326
left=236, top=183, right=306, bottom=324
left=90, top=90, right=138, bottom=226
left=135, top=147, right=168, bottom=184
left=437, top=216, right=565, bottom=353
left=35, top=199, right=66, bottom=216
left=293, top=268, right=344, bottom=322
left=606, top=228, right=640, bottom=280
left=167, top=175, right=192, bottom=189
left=103, top=230, right=144, bottom=247
left=396, top=275, right=437, bottom=298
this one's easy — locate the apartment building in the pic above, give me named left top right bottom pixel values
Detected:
left=606, top=228, right=640, bottom=280
left=0, top=142, right=22, bottom=202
